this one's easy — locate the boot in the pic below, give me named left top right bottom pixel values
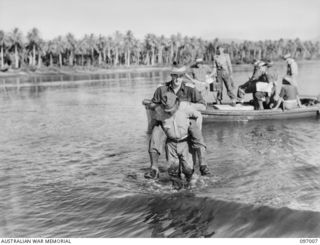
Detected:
left=144, top=168, right=159, bottom=179
left=196, top=147, right=211, bottom=176
left=168, top=167, right=182, bottom=190
left=144, top=152, right=160, bottom=179
left=185, top=171, right=197, bottom=189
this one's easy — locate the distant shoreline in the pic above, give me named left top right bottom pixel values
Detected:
left=0, top=65, right=171, bottom=78
left=1, top=60, right=319, bottom=79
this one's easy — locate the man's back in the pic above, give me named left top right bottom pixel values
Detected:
left=154, top=102, right=201, bottom=140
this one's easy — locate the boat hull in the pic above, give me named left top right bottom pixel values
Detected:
left=202, top=106, right=320, bottom=122
left=142, top=99, right=320, bottom=132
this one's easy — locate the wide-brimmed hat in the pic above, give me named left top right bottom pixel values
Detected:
left=161, top=93, right=179, bottom=112
left=170, top=66, right=186, bottom=76
left=282, top=76, right=293, bottom=84
left=282, top=53, right=291, bottom=59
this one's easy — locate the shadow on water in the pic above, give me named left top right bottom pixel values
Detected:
left=52, top=192, right=320, bottom=238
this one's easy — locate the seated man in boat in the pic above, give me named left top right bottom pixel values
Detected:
left=237, top=60, right=278, bottom=110
left=271, top=76, right=301, bottom=110
left=145, top=66, right=210, bottom=179
left=185, top=58, right=216, bottom=103
left=153, top=92, right=201, bottom=188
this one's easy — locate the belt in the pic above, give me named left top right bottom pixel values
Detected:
left=167, top=136, right=189, bottom=143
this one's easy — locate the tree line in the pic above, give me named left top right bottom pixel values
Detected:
left=0, top=27, right=320, bottom=70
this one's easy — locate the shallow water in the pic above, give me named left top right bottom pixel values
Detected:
left=0, top=61, right=320, bottom=237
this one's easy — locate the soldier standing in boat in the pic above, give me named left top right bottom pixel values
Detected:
left=213, top=45, right=237, bottom=105
left=144, top=66, right=210, bottom=179
left=282, top=53, right=298, bottom=88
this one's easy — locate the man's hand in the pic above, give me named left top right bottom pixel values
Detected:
left=146, top=102, right=158, bottom=110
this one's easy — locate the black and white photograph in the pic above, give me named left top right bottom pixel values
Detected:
left=0, top=0, right=320, bottom=241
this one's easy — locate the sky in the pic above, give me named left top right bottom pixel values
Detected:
left=0, top=0, right=320, bottom=41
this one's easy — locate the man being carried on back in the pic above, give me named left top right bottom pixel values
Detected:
left=153, top=92, right=201, bottom=188
left=145, top=66, right=210, bottom=179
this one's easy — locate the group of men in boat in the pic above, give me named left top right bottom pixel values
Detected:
left=144, top=46, right=300, bottom=188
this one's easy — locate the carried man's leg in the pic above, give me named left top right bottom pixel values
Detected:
left=145, top=123, right=167, bottom=179
left=188, top=120, right=210, bottom=176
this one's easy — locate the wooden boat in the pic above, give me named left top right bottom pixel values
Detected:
left=142, top=96, right=320, bottom=131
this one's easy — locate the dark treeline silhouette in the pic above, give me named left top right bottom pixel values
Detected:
left=0, top=27, right=320, bottom=70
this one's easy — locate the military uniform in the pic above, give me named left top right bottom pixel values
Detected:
left=153, top=102, right=202, bottom=179
left=152, top=81, right=206, bottom=105
left=146, top=80, right=209, bottom=179
left=213, top=53, right=236, bottom=102
left=150, top=81, right=206, bottom=154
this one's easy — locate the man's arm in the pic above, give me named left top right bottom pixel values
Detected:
left=226, top=54, right=233, bottom=74
left=185, top=105, right=203, bottom=130
left=272, top=87, right=285, bottom=110
left=147, top=86, right=163, bottom=110
left=271, top=97, right=283, bottom=110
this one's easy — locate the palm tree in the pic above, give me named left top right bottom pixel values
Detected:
left=123, top=30, right=135, bottom=66
left=144, top=33, right=158, bottom=65
left=96, top=35, right=108, bottom=66
left=52, top=36, right=66, bottom=67
left=27, top=28, right=41, bottom=66
left=37, top=38, right=46, bottom=68
left=113, top=31, right=123, bottom=66
left=132, top=39, right=142, bottom=65
left=106, top=36, right=113, bottom=64
left=83, top=34, right=97, bottom=66
left=66, top=33, right=76, bottom=66
left=45, top=40, right=55, bottom=67
left=0, top=30, right=10, bottom=68
left=75, top=38, right=88, bottom=66
left=157, top=35, right=168, bottom=65
left=8, top=27, right=24, bottom=68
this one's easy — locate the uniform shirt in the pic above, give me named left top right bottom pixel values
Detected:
left=279, top=84, right=298, bottom=100
left=152, top=81, right=206, bottom=105
left=154, top=102, right=201, bottom=140
left=214, top=53, right=233, bottom=74
left=286, top=58, right=298, bottom=76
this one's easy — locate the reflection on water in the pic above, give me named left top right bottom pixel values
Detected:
left=0, top=61, right=320, bottom=237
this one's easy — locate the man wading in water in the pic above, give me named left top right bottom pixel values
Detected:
left=145, top=66, right=210, bottom=179
left=153, top=92, right=201, bottom=188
